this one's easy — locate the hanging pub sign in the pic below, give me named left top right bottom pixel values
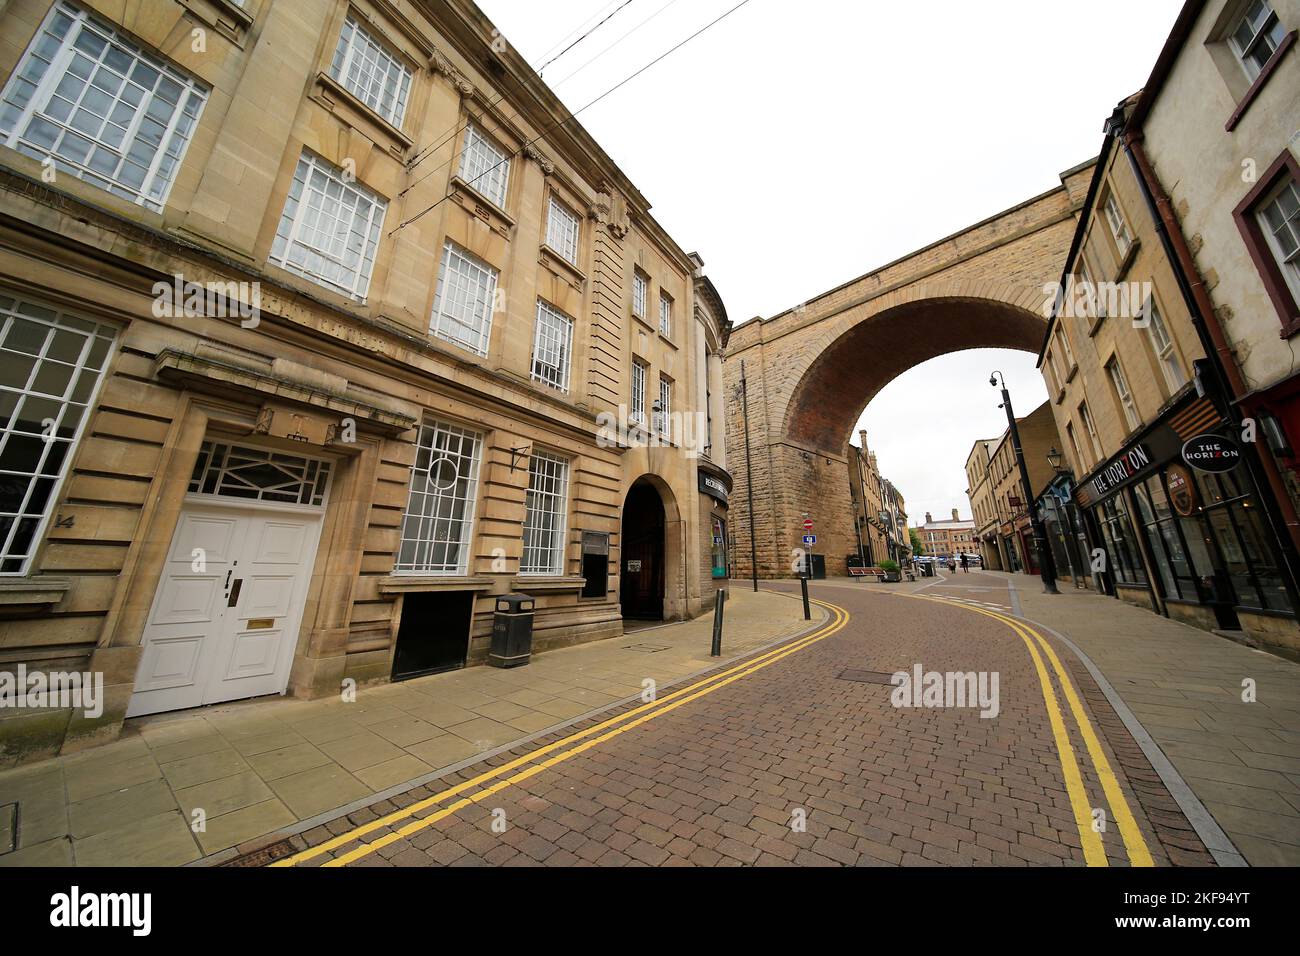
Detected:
left=1165, top=463, right=1197, bottom=517
left=1181, top=433, right=1242, bottom=473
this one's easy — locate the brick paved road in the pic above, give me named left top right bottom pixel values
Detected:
left=276, top=575, right=1216, bottom=867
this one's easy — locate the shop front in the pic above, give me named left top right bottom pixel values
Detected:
left=1074, top=394, right=1298, bottom=649
left=697, top=462, right=732, bottom=597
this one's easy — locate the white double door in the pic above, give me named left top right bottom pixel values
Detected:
left=127, top=499, right=323, bottom=718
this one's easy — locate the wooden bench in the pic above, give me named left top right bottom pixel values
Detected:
left=848, top=566, right=884, bottom=580
left=849, top=566, right=918, bottom=582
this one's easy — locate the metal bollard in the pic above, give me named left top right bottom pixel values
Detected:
left=800, top=574, right=811, bottom=620
left=710, top=588, right=725, bottom=656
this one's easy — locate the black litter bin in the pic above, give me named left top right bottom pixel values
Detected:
left=808, top=554, right=826, bottom=580
left=490, top=594, right=535, bottom=667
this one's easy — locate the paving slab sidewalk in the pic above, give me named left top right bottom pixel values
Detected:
left=0, top=588, right=824, bottom=867
left=990, top=571, right=1300, bottom=866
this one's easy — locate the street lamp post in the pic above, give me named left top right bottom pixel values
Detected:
left=990, top=371, right=1058, bottom=594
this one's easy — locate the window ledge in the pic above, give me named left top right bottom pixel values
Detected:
left=1226, top=31, right=1296, bottom=132
left=1088, top=311, right=1107, bottom=337
left=178, top=0, right=253, bottom=45
left=539, top=244, right=586, bottom=289
left=1053, top=386, right=1066, bottom=405
left=1279, top=314, right=1300, bottom=339
left=379, top=575, right=494, bottom=594
left=0, top=577, right=72, bottom=607
left=448, top=177, right=515, bottom=237
left=312, top=72, right=413, bottom=157
left=657, top=331, right=678, bottom=350
left=1114, top=239, right=1141, bottom=282
left=512, top=575, right=585, bottom=593
left=1065, top=363, right=1079, bottom=384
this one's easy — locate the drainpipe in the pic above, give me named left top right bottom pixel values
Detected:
left=1120, top=129, right=1300, bottom=610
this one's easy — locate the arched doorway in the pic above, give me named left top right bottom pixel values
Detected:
left=621, top=478, right=666, bottom=620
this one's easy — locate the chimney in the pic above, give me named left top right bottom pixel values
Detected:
left=952, top=508, right=959, bottom=521
left=858, top=429, right=868, bottom=449
left=925, top=512, right=932, bottom=524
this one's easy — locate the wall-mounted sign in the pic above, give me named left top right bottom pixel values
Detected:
left=1165, top=463, right=1197, bottom=517
left=1090, top=443, right=1153, bottom=498
left=1182, top=433, right=1242, bottom=473
left=698, top=471, right=729, bottom=504
left=626, top=560, right=642, bottom=572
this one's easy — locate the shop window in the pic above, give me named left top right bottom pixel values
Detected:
left=711, top=516, right=727, bottom=579
left=1097, top=493, right=1147, bottom=587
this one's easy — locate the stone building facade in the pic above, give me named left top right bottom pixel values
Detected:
left=915, top=509, right=976, bottom=561
left=965, top=439, right=1001, bottom=567
left=1124, top=0, right=1300, bottom=652
left=846, top=429, right=907, bottom=566
left=982, top=402, right=1061, bottom=575
left=1039, top=18, right=1300, bottom=653
left=0, top=0, right=729, bottom=764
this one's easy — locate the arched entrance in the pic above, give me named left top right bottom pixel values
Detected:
left=621, top=478, right=667, bottom=619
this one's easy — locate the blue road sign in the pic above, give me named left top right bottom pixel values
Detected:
left=802, top=534, right=816, bottom=545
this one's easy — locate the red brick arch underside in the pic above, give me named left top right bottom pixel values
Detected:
left=784, top=296, right=1047, bottom=454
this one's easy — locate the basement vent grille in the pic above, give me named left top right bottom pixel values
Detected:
left=622, top=643, right=673, bottom=654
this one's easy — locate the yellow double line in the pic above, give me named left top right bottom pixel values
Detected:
left=901, top=593, right=1153, bottom=867
left=273, top=597, right=850, bottom=867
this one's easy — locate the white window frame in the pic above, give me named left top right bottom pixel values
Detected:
left=520, top=450, right=569, bottom=576
left=269, top=150, right=388, bottom=302
left=1228, top=0, right=1287, bottom=79
left=0, top=291, right=117, bottom=574
left=1107, top=358, right=1141, bottom=431
left=430, top=240, right=499, bottom=356
left=1055, top=326, right=1075, bottom=372
left=1257, top=174, right=1300, bottom=305
left=658, top=291, right=672, bottom=337
left=545, top=194, right=580, bottom=265
left=630, top=359, right=647, bottom=426
left=394, top=419, right=483, bottom=576
left=632, top=270, right=648, bottom=319
left=0, top=0, right=208, bottom=212
left=458, top=122, right=510, bottom=209
left=1104, top=193, right=1134, bottom=259
left=1142, top=296, right=1185, bottom=393
left=1079, top=401, right=1103, bottom=462
left=329, top=14, right=413, bottom=129
left=531, top=299, right=573, bottom=391
left=658, top=376, right=673, bottom=439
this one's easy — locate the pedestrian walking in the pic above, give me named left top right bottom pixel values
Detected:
left=961, top=552, right=969, bottom=573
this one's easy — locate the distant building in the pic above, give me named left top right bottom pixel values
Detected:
left=847, top=430, right=909, bottom=564
left=915, top=509, right=976, bottom=559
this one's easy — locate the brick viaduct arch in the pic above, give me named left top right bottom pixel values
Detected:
left=723, top=161, right=1095, bottom=578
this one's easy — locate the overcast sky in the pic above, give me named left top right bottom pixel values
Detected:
left=478, top=0, right=1184, bottom=523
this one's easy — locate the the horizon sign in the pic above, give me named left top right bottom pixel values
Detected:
left=1090, top=443, right=1153, bottom=498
